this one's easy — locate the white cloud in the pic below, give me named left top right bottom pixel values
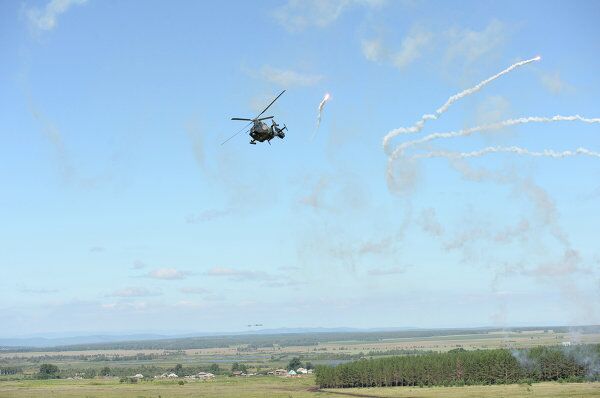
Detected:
left=179, top=286, right=209, bottom=294
left=418, top=208, right=444, bottom=237
left=361, top=38, right=387, bottom=62
left=101, top=301, right=149, bottom=311
left=368, top=266, right=405, bottom=276
left=273, top=0, right=385, bottom=31
left=362, top=25, right=433, bottom=70
left=27, top=0, right=88, bottom=32
left=444, top=20, right=507, bottom=66
left=20, top=287, right=59, bottom=294
left=392, top=27, right=433, bottom=69
left=259, top=66, right=323, bottom=87
left=131, top=260, right=146, bottom=270
left=109, top=287, right=161, bottom=298
left=146, top=268, right=191, bottom=280
left=540, top=71, right=573, bottom=94
left=174, top=300, right=209, bottom=309
left=186, top=209, right=231, bottom=224
left=205, top=266, right=273, bottom=282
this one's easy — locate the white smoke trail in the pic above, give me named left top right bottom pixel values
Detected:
left=387, top=114, right=600, bottom=185
left=382, top=56, right=541, bottom=153
left=391, top=115, right=600, bottom=160
left=316, top=93, right=331, bottom=129
left=413, top=146, right=600, bottom=160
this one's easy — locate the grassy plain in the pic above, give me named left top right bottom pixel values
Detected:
left=0, top=377, right=599, bottom=398
left=2, top=329, right=599, bottom=397
left=4, top=329, right=599, bottom=371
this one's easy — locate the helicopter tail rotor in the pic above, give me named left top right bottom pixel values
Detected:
left=276, top=124, right=286, bottom=139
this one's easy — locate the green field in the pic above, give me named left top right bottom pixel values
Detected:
left=2, top=328, right=599, bottom=397
left=0, top=377, right=598, bottom=398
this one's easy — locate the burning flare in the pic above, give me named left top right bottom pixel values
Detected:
left=316, top=92, right=331, bottom=130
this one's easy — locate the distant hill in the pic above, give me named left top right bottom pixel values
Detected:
left=0, top=334, right=169, bottom=348
left=2, top=325, right=598, bottom=352
left=0, top=327, right=417, bottom=348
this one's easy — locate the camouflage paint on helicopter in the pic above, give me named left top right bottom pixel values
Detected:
left=223, top=90, right=288, bottom=145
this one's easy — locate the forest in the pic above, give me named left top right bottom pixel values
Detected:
left=6, top=326, right=598, bottom=352
left=315, top=345, right=600, bottom=388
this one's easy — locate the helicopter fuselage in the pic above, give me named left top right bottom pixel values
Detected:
left=226, top=90, right=287, bottom=146
left=249, top=120, right=271, bottom=143
left=249, top=120, right=286, bottom=144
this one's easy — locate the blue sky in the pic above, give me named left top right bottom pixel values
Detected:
left=1, top=0, right=599, bottom=337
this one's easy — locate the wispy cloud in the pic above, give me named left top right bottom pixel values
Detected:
left=524, top=249, right=590, bottom=278
left=20, top=287, right=59, bottom=294
left=179, top=286, right=209, bottom=295
left=26, top=93, right=112, bottom=188
left=108, top=287, right=161, bottom=298
left=186, top=209, right=232, bottom=224
left=27, top=97, right=74, bottom=181
left=444, top=20, right=507, bottom=66
left=299, top=176, right=329, bottom=210
left=89, top=246, right=105, bottom=253
left=185, top=120, right=205, bottom=169
left=146, top=268, right=191, bottom=280
left=101, top=301, right=149, bottom=311
left=273, top=0, right=385, bottom=31
left=362, top=25, right=433, bottom=70
left=258, top=65, right=323, bottom=87
left=540, top=71, right=573, bottom=94
left=392, top=26, right=433, bottom=69
left=131, top=260, right=147, bottom=270
left=418, top=208, right=444, bottom=237
left=205, top=266, right=274, bottom=282
left=368, top=266, right=406, bottom=276
left=27, top=0, right=88, bottom=32
left=361, top=38, right=386, bottom=62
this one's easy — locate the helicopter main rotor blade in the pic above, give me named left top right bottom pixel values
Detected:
left=231, top=117, right=253, bottom=121
left=255, top=90, right=285, bottom=119
left=258, top=116, right=274, bottom=121
left=221, top=122, right=252, bottom=145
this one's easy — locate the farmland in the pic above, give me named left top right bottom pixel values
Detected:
left=2, top=327, right=599, bottom=397
left=0, top=378, right=599, bottom=398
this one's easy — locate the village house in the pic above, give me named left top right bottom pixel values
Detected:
left=155, top=372, right=179, bottom=379
left=273, top=369, right=287, bottom=376
left=196, top=372, right=215, bottom=380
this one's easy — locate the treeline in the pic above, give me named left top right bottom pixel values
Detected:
left=28, top=363, right=226, bottom=379
left=9, top=326, right=595, bottom=353
left=10, top=352, right=182, bottom=364
left=0, top=367, right=21, bottom=375
left=315, top=345, right=600, bottom=388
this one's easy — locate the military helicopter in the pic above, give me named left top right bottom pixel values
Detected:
left=222, top=90, right=288, bottom=145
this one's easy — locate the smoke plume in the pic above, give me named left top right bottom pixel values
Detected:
left=387, top=115, right=600, bottom=185
left=314, top=92, right=331, bottom=138
left=413, top=146, right=600, bottom=160
left=383, top=56, right=541, bottom=153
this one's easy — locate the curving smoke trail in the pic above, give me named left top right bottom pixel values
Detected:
left=317, top=93, right=331, bottom=127
left=387, top=115, right=600, bottom=183
left=313, top=92, right=332, bottom=140
left=394, top=115, right=600, bottom=157
left=383, top=56, right=541, bottom=153
left=412, top=146, right=600, bottom=160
